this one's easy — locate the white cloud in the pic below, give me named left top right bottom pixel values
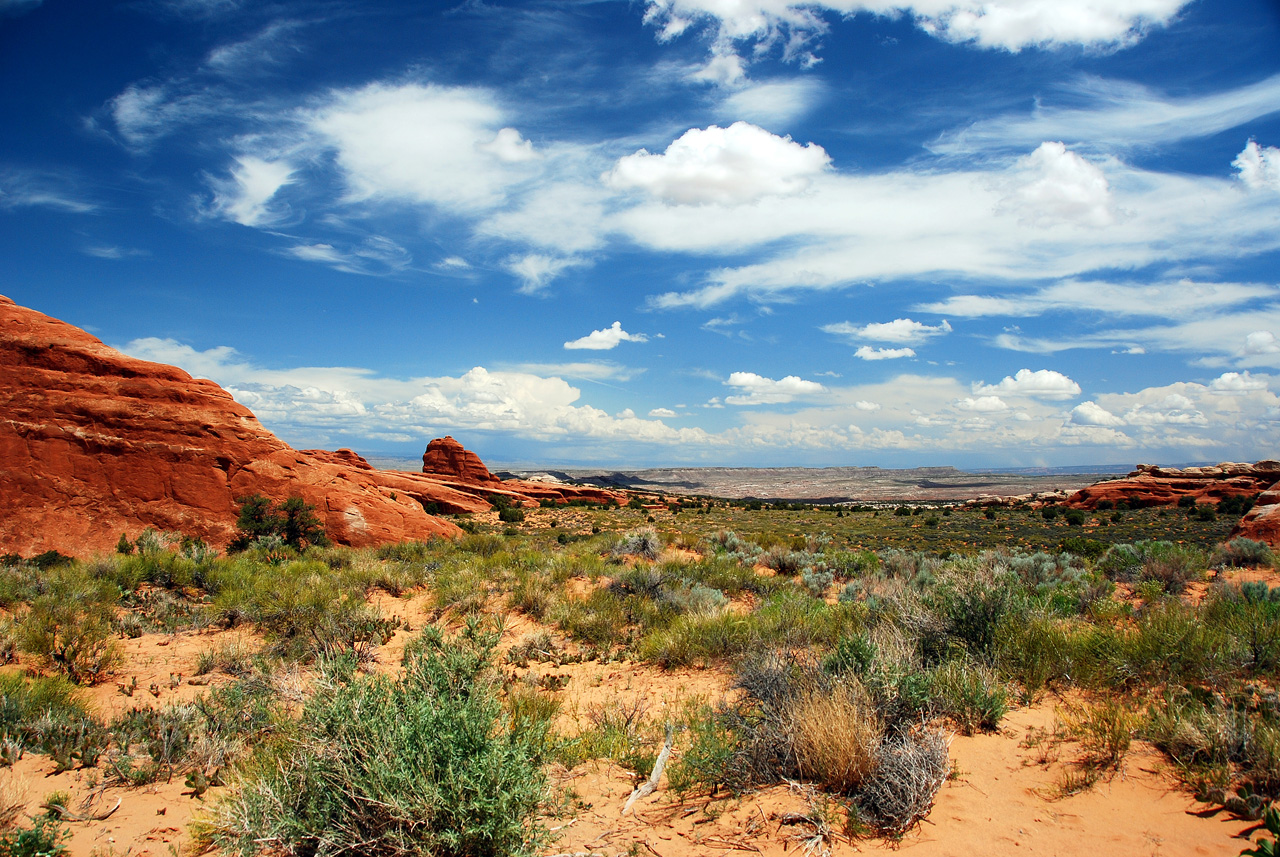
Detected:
left=606, top=122, right=829, bottom=206
left=83, top=245, right=147, bottom=259
left=1209, top=371, right=1268, bottom=394
left=1242, top=331, right=1280, bottom=357
left=1234, top=140, right=1280, bottom=192
left=640, top=155, right=1280, bottom=309
left=649, top=407, right=678, bottom=417
left=283, top=236, right=410, bottom=275
left=0, top=169, right=96, bottom=213
left=854, top=346, right=916, bottom=361
left=824, top=317, right=951, bottom=344
left=478, top=127, right=539, bottom=163
left=724, top=371, right=824, bottom=405
left=564, top=321, right=649, bottom=351
left=1000, top=141, right=1113, bottom=227
left=505, top=254, right=585, bottom=294
left=510, top=362, right=641, bottom=382
left=642, top=1, right=1189, bottom=81
left=717, top=78, right=825, bottom=127
left=307, top=82, right=533, bottom=212
left=1071, top=401, right=1124, bottom=426
left=918, top=279, right=1276, bottom=321
left=934, top=73, right=1280, bottom=155
left=974, top=368, right=1081, bottom=400
left=956, top=395, right=1008, bottom=412
left=854, top=400, right=881, bottom=411
left=118, top=337, right=707, bottom=447
left=206, top=156, right=295, bottom=227
left=108, top=83, right=225, bottom=148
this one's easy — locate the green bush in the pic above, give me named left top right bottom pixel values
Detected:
left=209, top=623, right=548, bottom=857
left=1213, top=538, right=1276, bottom=569
left=229, top=495, right=330, bottom=553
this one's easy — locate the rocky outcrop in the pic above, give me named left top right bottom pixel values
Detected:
left=422, top=436, right=501, bottom=484
left=419, top=437, right=625, bottom=509
left=0, top=295, right=494, bottom=557
left=1233, top=487, right=1280, bottom=547
left=1063, top=462, right=1280, bottom=511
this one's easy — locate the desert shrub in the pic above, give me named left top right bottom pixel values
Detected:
left=562, top=697, right=659, bottom=776
left=1059, top=536, right=1108, bottom=560
left=929, top=660, right=1008, bottom=734
left=791, top=682, right=883, bottom=793
left=498, top=506, right=525, bottom=524
left=801, top=567, right=834, bottom=598
left=0, top=814, right=67, bottom=857
left=612, top=528, right=663, bottom=560
left=1097, top=541, right=1207, bottom=592
left=1204, top=588, right=1280, bottom=675
left=15, top=566, right=120, bottom=685
left=0, top=674, right=103, bottom=766
left=760, top=546, right=815, bottom=576
left=1062, top=698, right=1140, bottom=771
left=1213, top=538, right=1276, bottom=569
left=667, top=706, right=739, bottom=797
left=922, top=572, right=1022, bottom=664
left=374, top=541, right=438, bottom=563
left=857, top=729, right=949, bottom=836
left=1113, top=601, right=1230, bottom=687
left=208, top=624, right=548, bottom=857
left=553, top=589, right=627, bottom=649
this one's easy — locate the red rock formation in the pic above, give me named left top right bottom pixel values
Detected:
left=0, top=295, right=496, bottom=557
left=1233, top=487, right=1280, bottom=547
left=422, top=436, right=501, bottom=484
left=419, top=437, right=625, bottom=508
left=1064, top=462, right=1280, bottom=510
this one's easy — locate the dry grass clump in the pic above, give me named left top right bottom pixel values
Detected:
left=792, top=683, right=883, bottom=793
left=858, top=729, right=950, bottom=835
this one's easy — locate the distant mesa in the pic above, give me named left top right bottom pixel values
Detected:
left=0, top=295, right=621, bottom=558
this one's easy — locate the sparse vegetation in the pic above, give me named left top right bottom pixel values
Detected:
left=0, top=494, right=1271, bottom=851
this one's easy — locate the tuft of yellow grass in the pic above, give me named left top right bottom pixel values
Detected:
left=791, top=680, right=883, bottom=793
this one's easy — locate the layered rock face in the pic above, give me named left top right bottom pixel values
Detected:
left=420, top=436, right=624, bottom=508
left=1064, top=462, right=1280, bottom=511
left=0, top=296, right=488, bottom=556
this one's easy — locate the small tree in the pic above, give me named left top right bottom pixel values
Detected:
left=230, top=494, right=330, bottom=552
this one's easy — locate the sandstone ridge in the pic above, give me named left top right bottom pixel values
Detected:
left=1063, top=461, right=1280, bottom=511
left=0, top=296, right=621, bottom=557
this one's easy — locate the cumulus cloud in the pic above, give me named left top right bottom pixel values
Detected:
left=1000, top=142, right=1114, bottom=227
left=649, top=407, right=678, bottom=417
left=824, top=318, right=951, bottom=344
left=974, top=368, right=1081, bottom=400
left=1209, top=371, right=1268, bottom=394
left=956, top=396, right=1008, bottom=412
left=606, top=122, right=829, bottom=206
left=854, top=400, right=881, bottom=411
left=724, top=371, right=824, bottom=405
left=1071, top=401, right=1125, bottom=426
left=1241, top=331, right=1280, bottom=357
left=1234, top=140, right=1280, bottom=192
left=205, top=156, right=295, bottom=227
left=564, top=322, right=649, bottom=351
left=854, top=346, right=916, bottom=361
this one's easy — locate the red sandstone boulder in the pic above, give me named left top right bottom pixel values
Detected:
left=419, top=436, right=625, bottom=508
left=0, top=295, right=489, bottom=557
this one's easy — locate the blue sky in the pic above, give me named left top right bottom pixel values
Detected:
left=3, top=0, right=1279, bottom=469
